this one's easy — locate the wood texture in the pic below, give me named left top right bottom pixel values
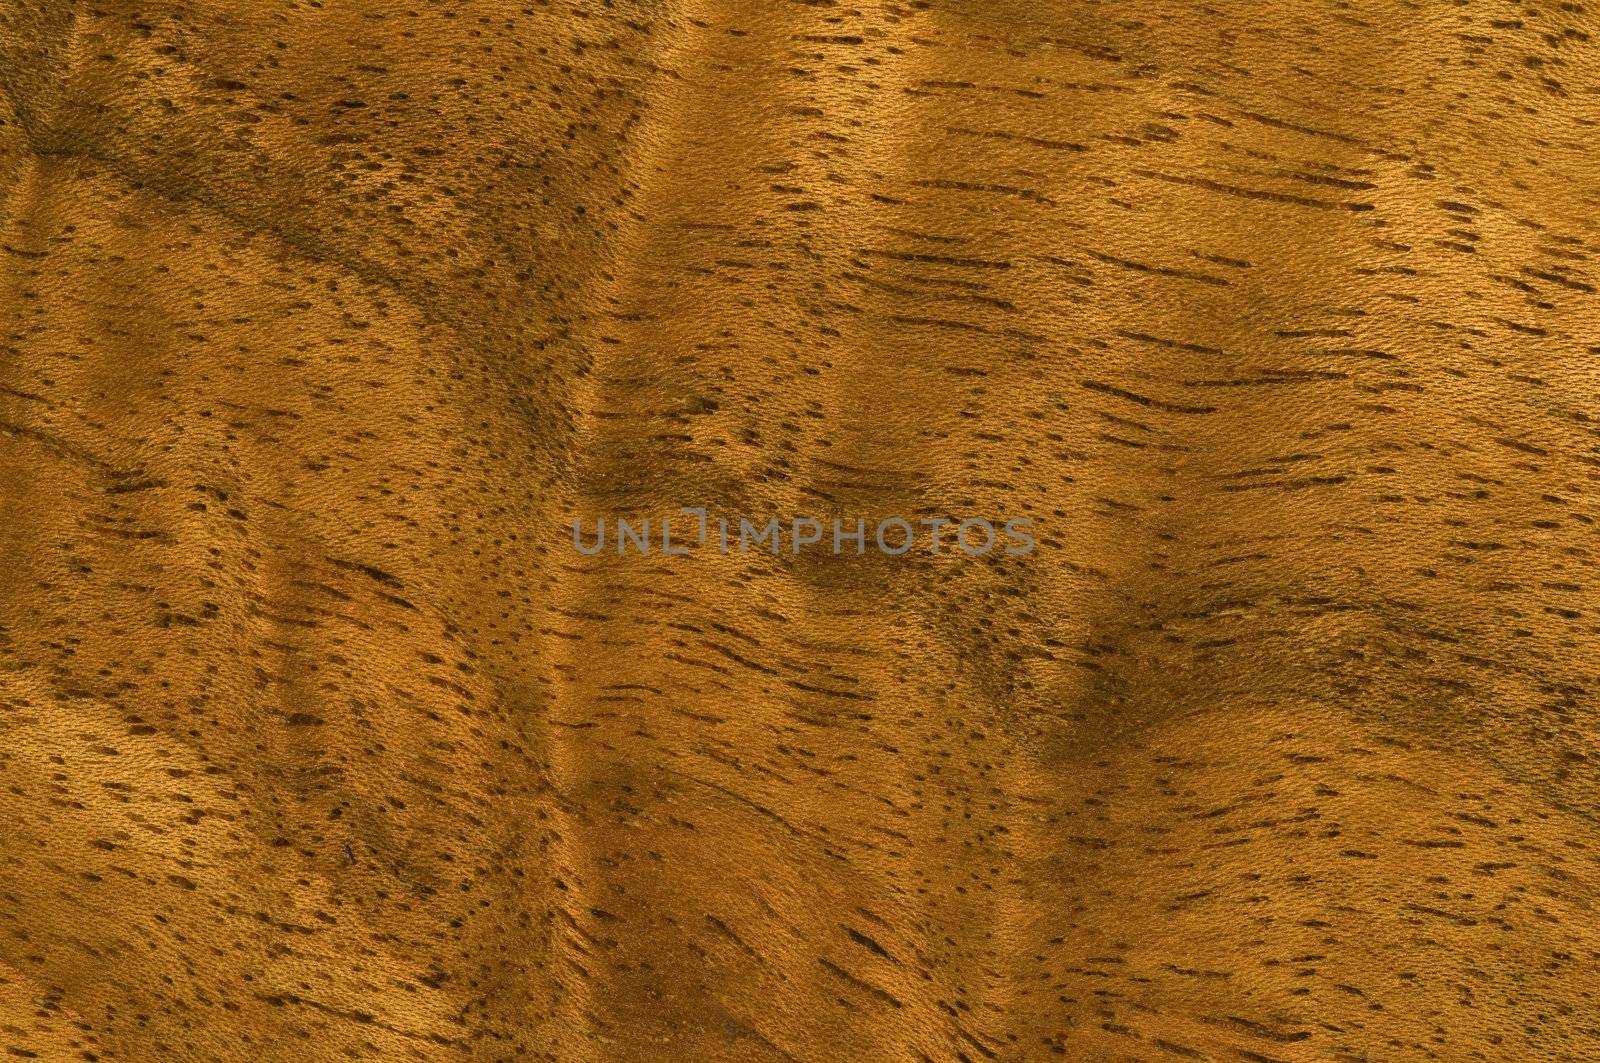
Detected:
left=1, top=1, right=1599, bottom=1060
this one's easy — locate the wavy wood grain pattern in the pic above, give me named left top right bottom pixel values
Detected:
left=2, top=1, right=1599, bottom=1060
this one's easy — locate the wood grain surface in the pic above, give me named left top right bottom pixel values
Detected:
left=2, top=1, right=1599, bottom=1060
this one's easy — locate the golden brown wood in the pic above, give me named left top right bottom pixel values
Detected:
left=1, top=1, right=1598, bottom=1060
